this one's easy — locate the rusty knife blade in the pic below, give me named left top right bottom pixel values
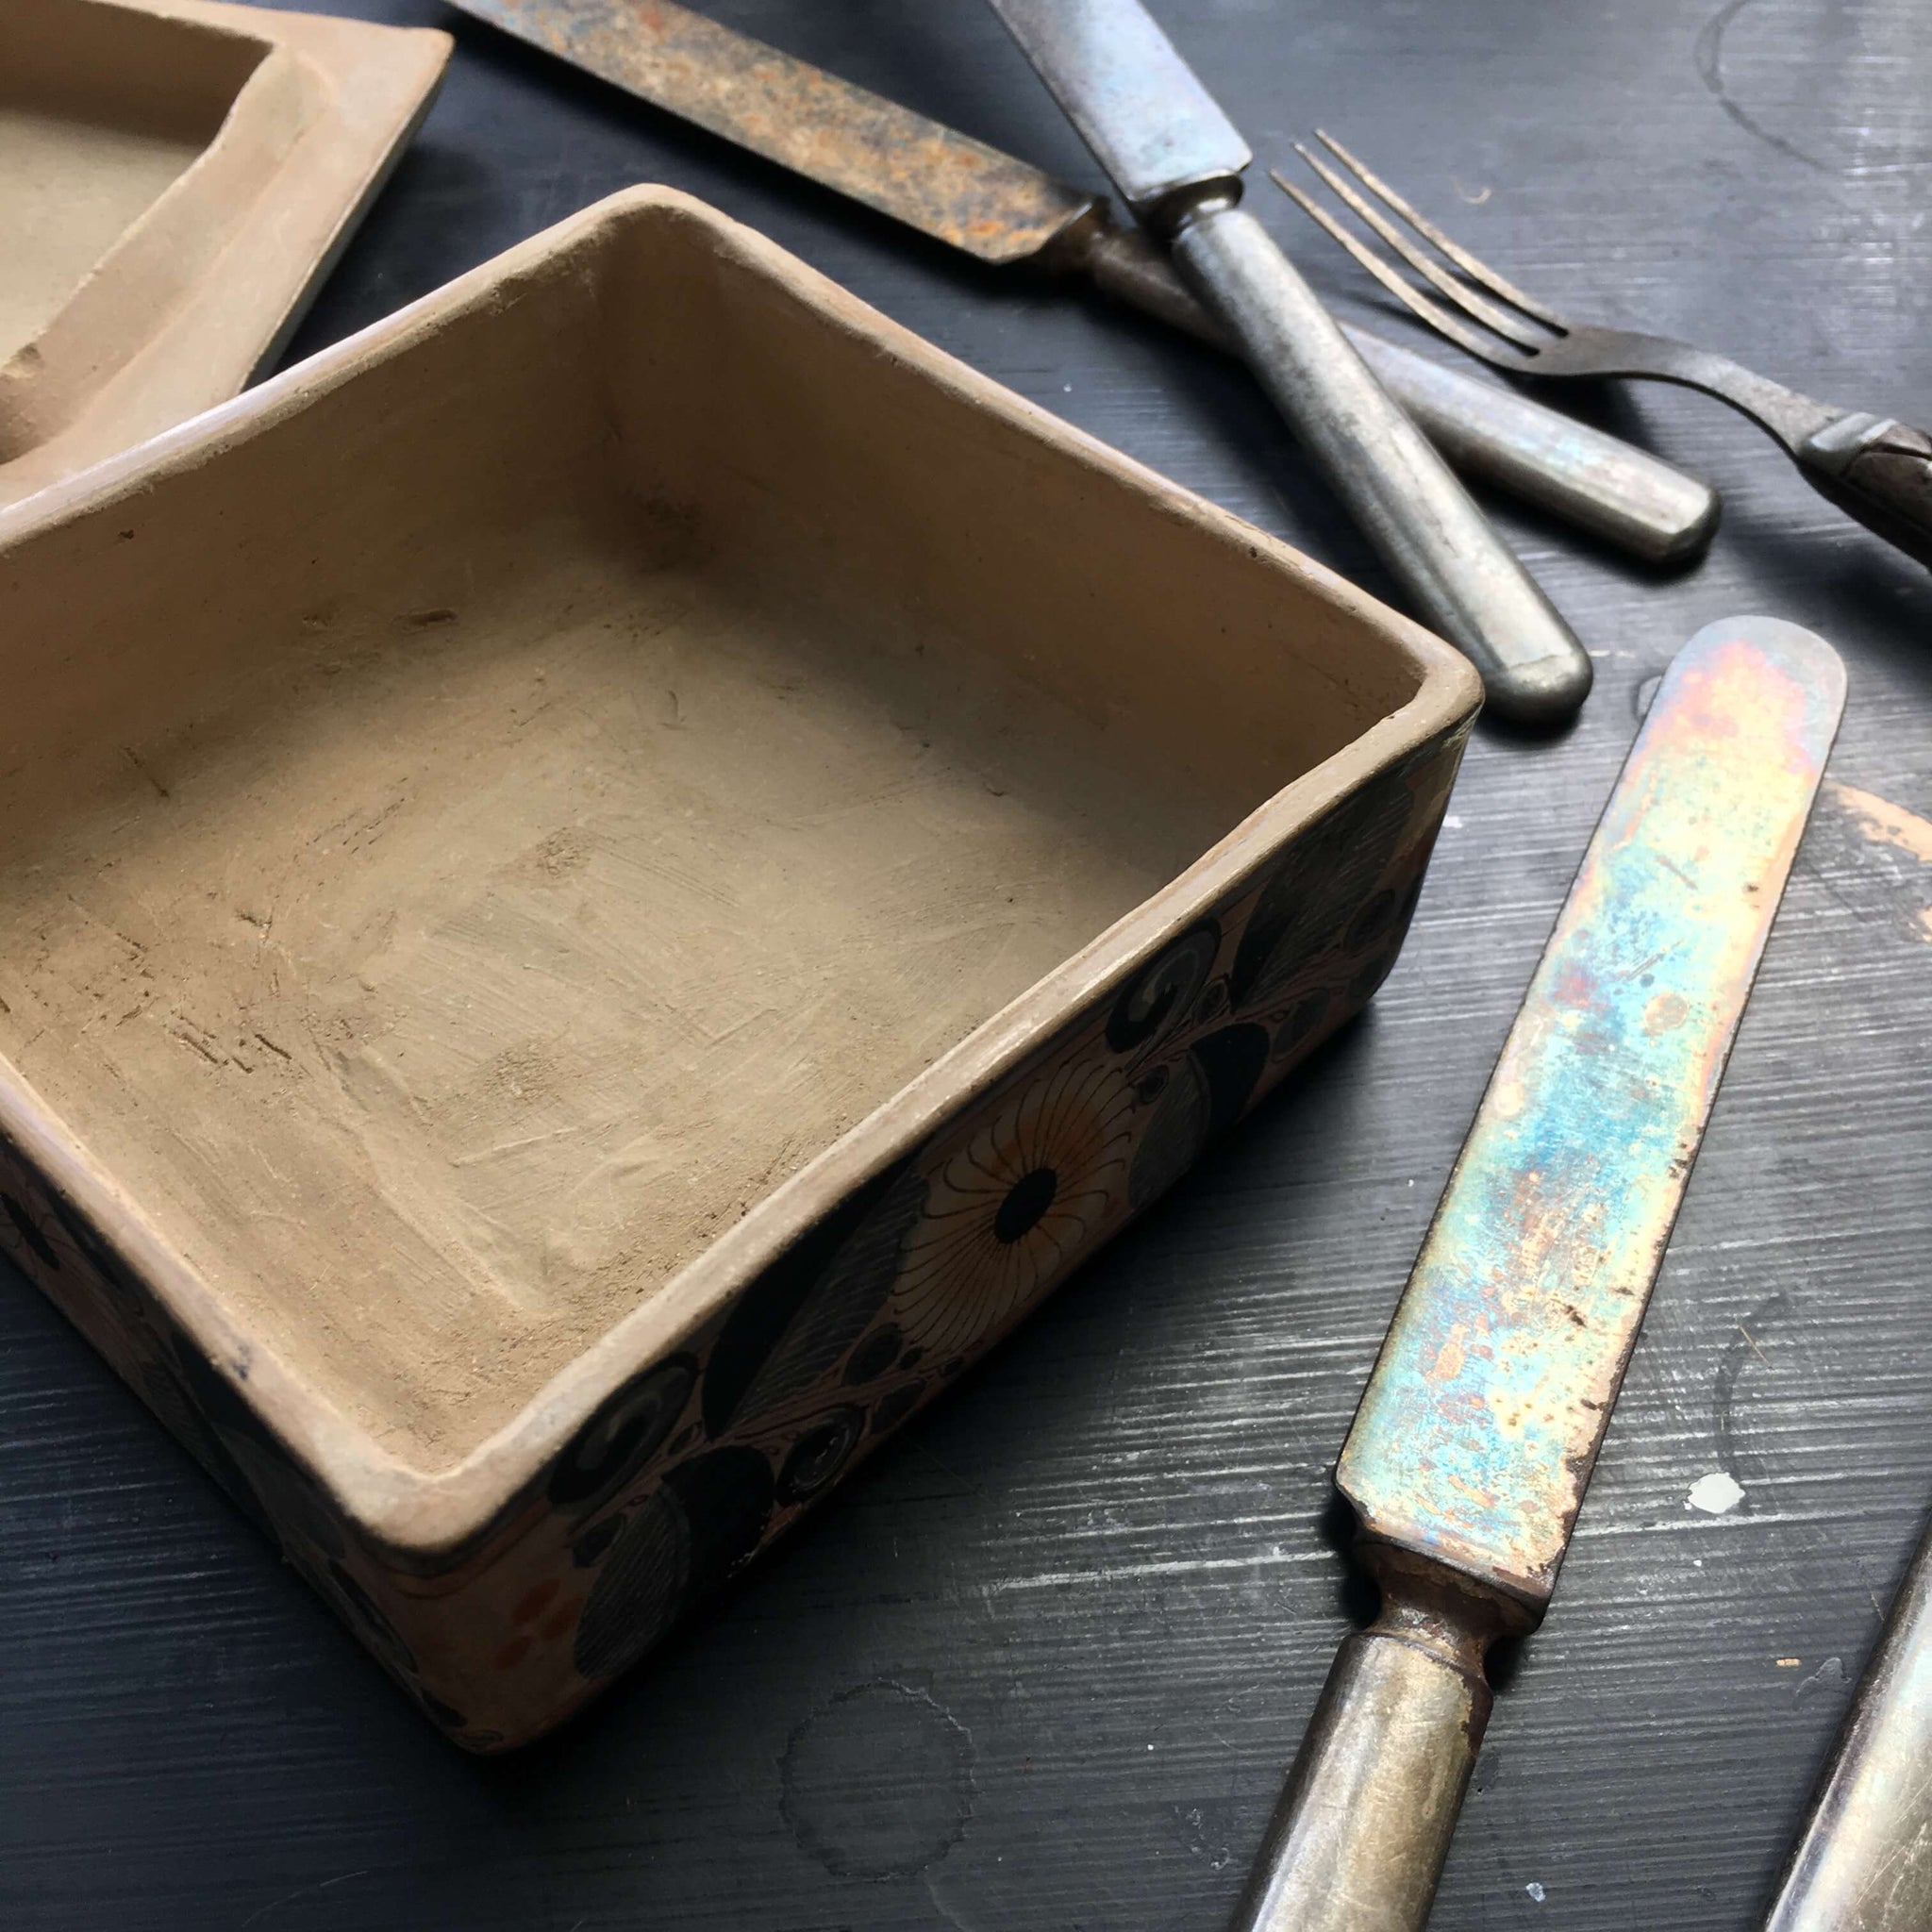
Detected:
left=1339, top=615, right=1845, bottom=1608
left=449, top=0, right=1096, bottom=261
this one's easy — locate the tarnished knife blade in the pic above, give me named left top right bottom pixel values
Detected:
left=1233, top=615, right=1846, bottom=1932
left=455, top=0, right=1092, bottom=260
left=448, top=0, right=1722, bottom=567
left=1341, top=619, right=1845, bottom=1607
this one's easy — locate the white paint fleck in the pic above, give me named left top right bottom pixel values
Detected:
left=1443, top=814, right=1464, bottom=829
left=1525, top=1880, right=1546, bottom=1903
left=1687, top=1471, right=1745, bottom=1516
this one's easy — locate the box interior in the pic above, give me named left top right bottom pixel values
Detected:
left=0, top=200, right=1424, bottom=1474
left=0, top=0, right=259, bottom=364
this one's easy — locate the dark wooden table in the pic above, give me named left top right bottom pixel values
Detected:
left=7, top=3, right=1931, bottom=1926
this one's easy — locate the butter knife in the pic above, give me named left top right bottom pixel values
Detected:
left=1234, top=615, right=1845, bottom=1929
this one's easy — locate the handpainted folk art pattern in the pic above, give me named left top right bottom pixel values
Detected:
left=0, top=728, right=1465, bottom=1748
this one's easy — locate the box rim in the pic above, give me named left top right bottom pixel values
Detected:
left=0, top=184, right=1482, bottom=1558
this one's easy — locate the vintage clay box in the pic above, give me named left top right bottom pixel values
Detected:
left=0, top=188, right=1479, bottom=1748
left=2, top=0, right=449, bottom=508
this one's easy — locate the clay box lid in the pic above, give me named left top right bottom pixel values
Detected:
left=0, top=0, right=449, bottom=509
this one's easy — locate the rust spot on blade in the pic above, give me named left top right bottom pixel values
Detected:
left=1642, top=991, right=1689, bottom=1035
left=454, top=0, right=1096, bottom=262
left=1339, top=619, right=1844, bottom=1607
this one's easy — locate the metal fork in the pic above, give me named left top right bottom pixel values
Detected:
left=1274, top=132, right=1932, bottom=569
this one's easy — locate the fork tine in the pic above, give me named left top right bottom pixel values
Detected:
left=1268, top=171, right=1531, bottom=368
left=1312, top=131, right=1570, bottom=332
left=1290, top=142, right=1548, bottom=351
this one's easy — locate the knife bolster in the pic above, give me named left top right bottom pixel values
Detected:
left=1356, top=1537, right=1542, bottom=1653
left=1058, top=214, right=1231, bottom=350
left=1140, top=177, right=1244, bottom=243
left=1227, top=1550, right=1533, bottom=1932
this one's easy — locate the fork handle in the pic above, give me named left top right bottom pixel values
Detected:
left=1075, top=221, right=1719, bottom=565
left=1797, top=414, right=1932, bottom=569
left=1169, top=204, right=1593, bottom=724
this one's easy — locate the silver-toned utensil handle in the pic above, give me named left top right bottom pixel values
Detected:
left=1350, top=333, right=1717, bottom=566
left=1230, top=1614, right=1491, bottom=1932
left=1797, top=414, right=1932, bottom=571
left=1078, top=222, right=1718, bottom=566
left=1763, top=1513, right=1932, bottom=1931
left=1169, top=204, right=1592, bottom=724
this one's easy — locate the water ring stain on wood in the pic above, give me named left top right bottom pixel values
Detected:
left=779, top=1681, right=975, bottom=1880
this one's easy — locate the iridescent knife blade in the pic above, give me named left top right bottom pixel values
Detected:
left=1233, top=616, right=1846, bottom=1932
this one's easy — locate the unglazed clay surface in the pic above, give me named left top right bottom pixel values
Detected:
left=2, top=0, right=251, bottom=364
left=0, top=524, right=1233, bottom=1460
left=0, top=111, right=199, bottom=362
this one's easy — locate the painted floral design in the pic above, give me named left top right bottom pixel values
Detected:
left=1105, top=920, right=1220, bottom=1057
left=724, top=1166, right=927, bottom=1434
left=573, top=1446, right=773, bottom=1680
left=887, top=1053, right=1137, bottom=1361
left=1230, top=775, right=1419, bottom=1011
left=548, top=1356, right=697, bottom=1515
left=0, top=1185, right=62, bottom=1276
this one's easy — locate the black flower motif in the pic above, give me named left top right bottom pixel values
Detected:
left=1231, top=777, right=1417, bottom=1009
left=1127, top=1056, right=1210, bottom=1211
left=1125, top=1024, right=1269, bottom=1211
left=572, top=1514, right=625, bottom=1568
left=842, top=1324, right=905, bottom=1387
left=702, top=1160, right=923, bottom=1439
left=1270, top=990, right=1334, bottom=1062
left=572, top=1488, right=689, bottom=1682
left=1345, top=889, right=1401, bottom=956
left=549, top=1356, right=697, bottom=1512
left=889, top=1054, right=1135, bottom=1360
left=730, top=1166, right=926, bottom=1429
left=1105, top=921, right=1221, bottom=1054
left=776, top=1407, right=867, bottom=1505
left=573, top=1447, right=774, bottom=1682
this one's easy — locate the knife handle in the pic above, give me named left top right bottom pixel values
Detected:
left=1166, top=203, right=1591, bottom=724
left=1075, top=221, right=1718, bottom=568
left=1230, top=1564, right=1515, bottom=1932
left=1762, top=1512, right=1932, bottom=1931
